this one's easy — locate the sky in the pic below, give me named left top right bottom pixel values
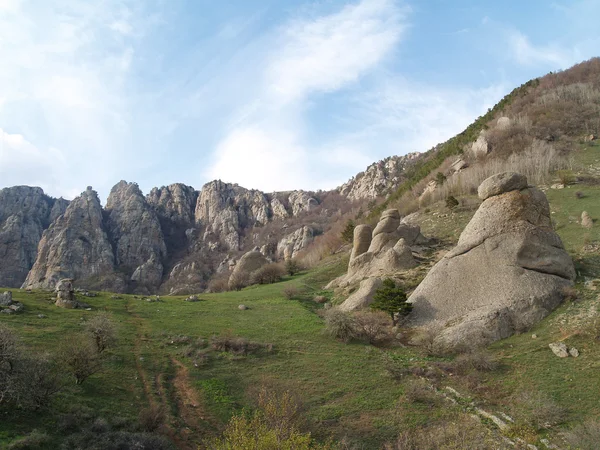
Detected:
left=0, top=0, right=599, bottom=202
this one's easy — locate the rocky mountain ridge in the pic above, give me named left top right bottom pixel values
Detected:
left=2, top=156, right=412, bottom=293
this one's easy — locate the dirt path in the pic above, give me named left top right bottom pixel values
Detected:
left=125, top=301, right=215, bottom=449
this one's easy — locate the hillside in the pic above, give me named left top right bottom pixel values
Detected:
left=1, top=58, right=600, bottom=449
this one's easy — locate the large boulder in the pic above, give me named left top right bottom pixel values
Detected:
left=409, top=173, right=576, bottom=350
left=339, top=278, right=383, bottom=312
left=0, top=291, right=12, bottom=307
left=55, top=278, right=78, bottom=309
left=228, top=250, right=268, bottom=289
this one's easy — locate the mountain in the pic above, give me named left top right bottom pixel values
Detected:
left=3, top=57, right=600, bottom=293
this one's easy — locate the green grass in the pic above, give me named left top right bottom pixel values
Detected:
left=3, top=147, right=600, bottom=449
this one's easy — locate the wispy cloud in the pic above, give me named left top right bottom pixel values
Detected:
left=507, top=30, right=575, bottom=69
left=0, top=0, right=160, bottom=199
left=206, top=0, right=410, bottom=191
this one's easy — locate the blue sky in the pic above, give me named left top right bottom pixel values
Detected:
left=0, top=0, right=598, bottom=202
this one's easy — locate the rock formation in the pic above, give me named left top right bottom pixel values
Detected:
left=228, top=250, right=268, bottom=289
left=23, top=187, right=124, bottom=291
left=471, top=132, right=489, bottom=157
left=408, top=172, right=576, bottom=350
left=105, top=181, right=167, bottom=293
left=0, top=186, right=60, bottom=287
left=55, top=278, right=78, bottom=308
left=328, top=209, right=427, bottom=311
left=277, top=226, right=316, bottom=260
left=581, top=211, right=593, bottom=229
left=338, top=153, right=421, bottom=201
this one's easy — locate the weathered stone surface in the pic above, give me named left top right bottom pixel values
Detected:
left=350, top=225, right=372, bottom=260
left=0, top=291, right=12, bottom=306
left=55, top=278, right=78, bottom=309
left=228, top=250, right=268, bottom=289
left=569, top=347, right=579, bottom=357
left=372, top=209, right=401, bottom=236
left=288, top=191, right=318, bottom=216
left=471, top=132, right=489, bottom=157
left=277, top=226, right=315, bottom=260
left=549, top=342, right=569, bottom=358
left=496, top=116, right=511, bottom=129
left=106, top=181, right=167, bottom=292
left=477, top=172, right=528, bottom=200
left=339, top=278, right=383, bottom=311
left=23, top=187, right=123, bottom=291
left=0, top=186, right=57, bottom=287
left=338, top=153, right=421, bottom=201
left=409, top=174, right=576, bottom=350
left=582, top=211, right=593, bottom=229
left=270, top=197, right=289, bottom=219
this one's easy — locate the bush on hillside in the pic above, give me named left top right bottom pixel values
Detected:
left=353, top=311, right=393, bottom=345
left=228, top=270, right=250, bottom=291
left=285, top=258, right=301, bottom=276
left=445, top=196, right=459, bottom=210
left=341, top=219, right=355, bottom=243
left=322, top=308, right=357, bottom=343
left=251, top=263, right=285, bottom=285
left=84, top=313, right=117, bottom=354
left=58, top=336, right=104, bottom=385
left=562, top=419, right=600, bottom=450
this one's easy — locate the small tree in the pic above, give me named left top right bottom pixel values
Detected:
left=435, top=172, right=447, bottom=185
left=446, top=195, right=459, bottom=210
left=285, top=259, right=300, bottom=276
left=84, top=313, right=117, bottom=354
left=341, top=220, right=355, bottom=244
left=58, top=337, right=103, bottom=385
left=370, top=279, right=412, bottom=326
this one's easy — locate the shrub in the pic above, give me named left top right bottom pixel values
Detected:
left=557, top=169, right=576, bottom=185
left=58, top=337, right=103, bottom=385
left=341, top=220, right=355, bottom=243
left=209, top=332, right=270, bottom=356
left=138, top=405, right=166, bottom=432
left=403, top=379, right=438, bottom=405
left=282, top=286, right=300, bottom=300
left=323, top=308, right=357, bottom=343
left=454, top=351, right=498, bottom=373
left=285, top=259, right=301, bottom=276
left=575, top=190, right=585, bottom=199
left=61, top=431, right=172, bottom=450
left=251, top=263, right=285, bottom=285
left=84, top=313, right=117, bottom=354
left=562, top=418, right=600, bottom=450
left=7, top=430, right=52, bottom=450
left=445, top=195, right=459, bottom=209
left=370, top=279, right=412, bottom=325
left=387, top=414, right=496, bottom=449
left=435, top=171, right=447, bottom=185
left=353, top=311, right=392, bottom=345
left=516, top=391, right=568, bottom=429
left=207, top=386, right=334, bottom=450
left=208, top=274, right=230, bottom=293
left=410, top=326, right=448, bottom=357
left=228, top=270, right=250, bottom=291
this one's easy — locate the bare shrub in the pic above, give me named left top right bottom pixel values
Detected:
left=454, top=351, right=498, bottom=373
left=0, top=325, right=61, bottom=410
left=557, top=169, right=576, bottom=186
left=410, top=326, right=448, bottom=357
left=403, top=378, right=438, bottom=405
left=562, top=418, right=600, bottom=450
left=282, top=286, right=300, bottom=300
left=575, top=190, right=585, bottom=199
left=386, top=414, right=496, bottom=449
left=353, top=311, right=392, bottom=345
left=256, top=386, right=304, bottom=440
left=58, top=337, right=103, bottom=385
left=210, top=332, right=271, bottom=356
left=84, top=313, right=117, bottom=354
left=138, top=405, right=166, bottom=432
left=516, top=391, right=568, bottom=429
left=228, top=270, right=250, bottom=291
left=251, top=263, right=285, bottom=285
left=208, top=274, right=230, bottom=293
left=322, top=308, right=357, bottom=343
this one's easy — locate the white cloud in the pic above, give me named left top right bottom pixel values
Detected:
left=206, top=0, right=409, bottom=191
left=507, top=30, right=576, bottom=69
left=0, top=0, right=158, bottom=199
left=266, top=0, right=408, bottom=104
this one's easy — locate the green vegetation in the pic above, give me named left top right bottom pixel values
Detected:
left=370, top=279, right=411, bottom=325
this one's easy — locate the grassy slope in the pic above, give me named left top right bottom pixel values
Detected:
left=2, top=144, right=600, bottom=449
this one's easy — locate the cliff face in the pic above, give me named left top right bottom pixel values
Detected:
left=23, top=187, right=123, bottom=291
left=338, top=153, right=422, bottom=201
left=7, top=152, right=410, bottom=293
left=0, top=186, right=68, bottom=287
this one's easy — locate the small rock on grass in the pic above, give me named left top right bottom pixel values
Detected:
left=549, top=342, right=569, bottom=358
